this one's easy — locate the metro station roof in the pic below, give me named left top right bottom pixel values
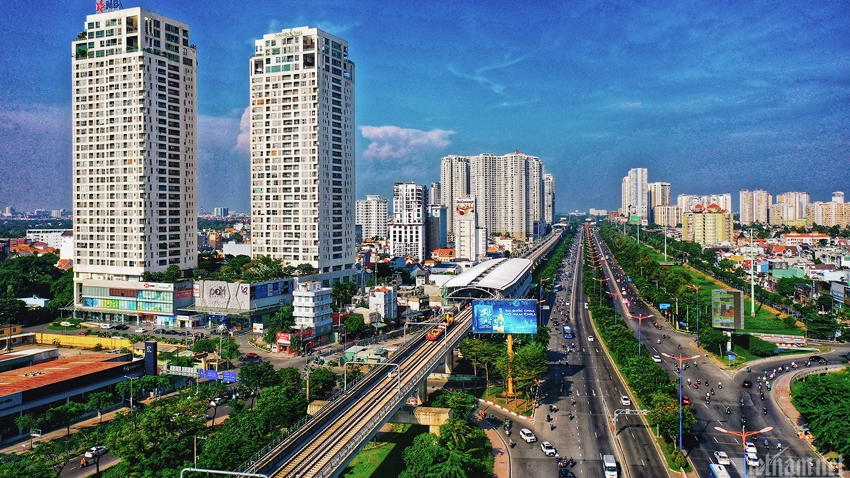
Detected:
left=443, top=258, right=533, bottom=297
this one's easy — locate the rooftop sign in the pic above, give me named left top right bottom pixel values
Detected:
left=95, top=0, right=122, bottom=13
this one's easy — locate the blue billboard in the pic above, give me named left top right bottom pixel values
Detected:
left=472, top=299, right=538, bottom=334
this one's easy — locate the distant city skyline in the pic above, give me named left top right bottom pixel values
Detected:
left=1, top=1, right=848, bottom=213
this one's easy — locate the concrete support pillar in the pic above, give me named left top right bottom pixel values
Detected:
left=430, top=424, right=441, bottom=436
left=418, top=381, right=428, bottom=404
left=443, top=350, right=454, bottom=374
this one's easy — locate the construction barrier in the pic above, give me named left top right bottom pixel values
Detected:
left=35, top=332, right=132, bottom=350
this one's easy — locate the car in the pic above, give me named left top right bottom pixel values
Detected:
left=652, top=354, right=662, bottom=363
left=59, top=321, right=73, bottom=327
left=713, top=450, right=731, bottom=465
left=245, top=352, right=260, bottom=359
left=106, top=349, right=122, bottom=354
left=114, top=324, right=129, bottom=330
left=746, top=453, right=760, bottom=467
left=135, top=328, right=146, bottom=333
left=745, top=442, right=758, bottom=454
left=540, top=440, right=557, bottom=456
left=110, top=336, right=123, bottom=340
left=620, top=395, right=631, bottom=406
left=587, top=335, right=594, bottom=342
left=177, top=331, right=188, bottom=336
left=193, top=332, right=206, bottom=338
left=682, top=395, right=691, bottom=405
left=559, top=466, right=577, bottom=478
left=519, top=428, right=537, bottom=443
left=165, top=330, right=178, bottom=335
left=84, top=446, right=108, bottom=458
left=743, top=379, right=753, bottom=388
left=100, top=323, right=114, bottom=329
left=152, top=328, right=166, bottom=334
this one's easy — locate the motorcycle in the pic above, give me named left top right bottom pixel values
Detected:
left=726, top=407, right=731, bottom=415
left=763, top=407, right=768, bottom=415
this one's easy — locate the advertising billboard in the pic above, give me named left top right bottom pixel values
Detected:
left=711, top=289, right=743, bottom=330
left=472, top=299, right=538, bottom=334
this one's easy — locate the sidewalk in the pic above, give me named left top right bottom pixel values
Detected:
left=474, top=413, right=511, bottom=478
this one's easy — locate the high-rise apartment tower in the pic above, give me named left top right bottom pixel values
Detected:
left=72, top=8, right=198, bottom=309
left=249, top=27, right=356, bottom=284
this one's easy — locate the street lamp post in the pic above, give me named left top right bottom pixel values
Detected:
left=593, top=277, right=606, bottom=306
left=687, top=285, right=701, bottom=344
left=714, top=425, right=773, bottom=478
left=630, top=314, right=652, bottom=356
left=123, top=375, right=140, bottom=411
left=661, top=353, right=701, bottom=452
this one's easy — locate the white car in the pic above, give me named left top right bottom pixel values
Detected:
left=519, top=428, right=537, bottom=443
left=135, top=328, right=146, bottom=333
left=652, top=354, right=662, bottom=363
left=714, top=451, right=731, bottom=465
left=84, top=446, right=108, bottom=458
left=100, top=323, right=114, bottom=329
left=587, top=335, right=594, bottom=342
left=746, top=453, right=760, bottom=467
left=620, top=395, right=631, bottom=406
left=540, top=440, right=557, bottom=456
left=745, top=442, right=757, bottom=454
left=60, top=321, right=73, bottom=327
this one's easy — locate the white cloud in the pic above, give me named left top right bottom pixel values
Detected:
left=235, top=107, right=252, bottom=153
left=360, top=125, right=455, bottom=160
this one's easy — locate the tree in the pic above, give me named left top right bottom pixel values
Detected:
left=198, top=411, right=272, bottom=470
left=307, top=367, right=338, bottom=400
left=400, top=433, right=447, bottom=478
left=277, top=366, right=302, bottom=388
left=458, top=338, right=488, bottom=377
left=193, top=338, right=218, bottom=353
left=239, top=362, right=281, bottom=408
left=167, top=355, right=197, bottom=367
left=46, top=270, right=73, bottom=312
left=430, top=390, right=477, bottom=419
left=647, top=392, right=697, bottom=442
left=162, top=265, right=182, bottom=282
left=14, top=413, right=42, bottom=448
left=220, top=338, right=241, bottom=360
left=343, top=314, right=369, bottom=336
left=510, top=342, right=548, bottom=401
left=105, top=396, right=206, bottom=475
left=264, top=304, right=294, bottom=345
left=0, top=298, right=26, bottom=325
left=331, top=280, right=359, bottom=310
left=232, top=232, right=244, bottom=243
left=33, top=435, right=80, bottom=477
left=256, top=384, right=308, bottom=430
left=86, top=391, right=114, bottom=423
left=45, top=401, right=86, bottom=436
left=792, top=369, right=850, bottom=460
left=439, top=417, right=479, bottom=451
left=296, top=263, right=316, bottom=276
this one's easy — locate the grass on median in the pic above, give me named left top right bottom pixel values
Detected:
left=639, top=243, right=802, bottom=336
left=340, top=424, right=427, bottom=478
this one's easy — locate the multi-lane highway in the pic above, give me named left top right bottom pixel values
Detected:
left=509, top=227, right=670, bottom=478
left=589, top=226, right=848, bottom=478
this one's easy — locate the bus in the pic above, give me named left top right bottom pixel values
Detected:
left=707, top=464, right=732, bottom=478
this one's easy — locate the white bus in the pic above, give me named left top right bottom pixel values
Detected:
left=707, top=464, right=732, bottom=478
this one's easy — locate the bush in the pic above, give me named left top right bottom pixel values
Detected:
left=748, top=335, right=777, bottom=357
left=93, top=343, right=103, bottom=351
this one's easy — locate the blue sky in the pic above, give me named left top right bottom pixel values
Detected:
left=1, top=0, right=848, bottom=214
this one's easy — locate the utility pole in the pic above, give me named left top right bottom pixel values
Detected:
left=749, top=228, right=756, bottom=317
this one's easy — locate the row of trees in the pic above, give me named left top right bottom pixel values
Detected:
left=1, top=360, right=341, bottom=478
left=583, top=237, right=695, bottom=466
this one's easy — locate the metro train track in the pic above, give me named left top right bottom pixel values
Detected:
left=242, top=307, right=471, bottom=478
